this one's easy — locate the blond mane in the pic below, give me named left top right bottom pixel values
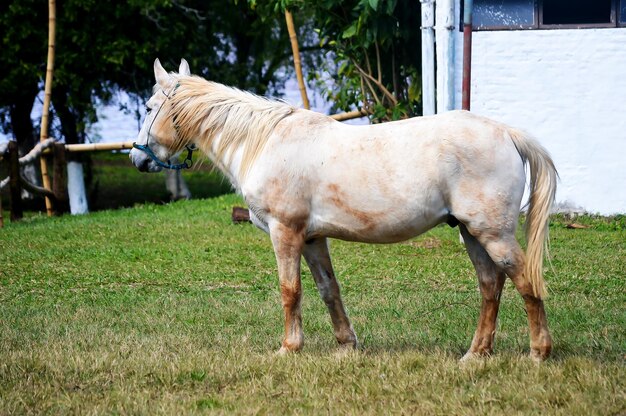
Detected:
left=165, top=75, right=295, bottom=179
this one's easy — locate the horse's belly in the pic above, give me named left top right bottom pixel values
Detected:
left=308, top=204, right=448, bottom=244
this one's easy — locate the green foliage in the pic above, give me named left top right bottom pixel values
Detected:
left=266, top=0, right=422, bottom=121
left=0, top=0, right=47, bottom=150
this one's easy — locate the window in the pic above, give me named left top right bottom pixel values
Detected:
left=463, top=0, right=626, bottom=30
left=473, top=0, right=536, bottom=30
left=541, top=0, right=614, bottom=27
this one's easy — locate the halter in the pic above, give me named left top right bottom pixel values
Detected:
left=132, top=82, right=196, bottom=170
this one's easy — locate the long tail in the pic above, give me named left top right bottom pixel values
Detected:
left=507, top=128, right=558, bottom=299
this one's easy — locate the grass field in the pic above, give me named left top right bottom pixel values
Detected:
left=0, top=154, right=625, bottom=414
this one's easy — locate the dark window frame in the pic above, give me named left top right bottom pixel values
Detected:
left=462, top=0, right=626, bottom=31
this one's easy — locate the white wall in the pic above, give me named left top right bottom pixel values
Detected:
left=453, top=24, right=626, bottom=214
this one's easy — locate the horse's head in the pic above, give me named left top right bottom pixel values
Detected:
left=130, top=58, right=192, bottom=172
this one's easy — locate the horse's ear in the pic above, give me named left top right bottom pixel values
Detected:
left=179, top=59, right=191, bottom=76
left=154, top=58, right=169, bottom=87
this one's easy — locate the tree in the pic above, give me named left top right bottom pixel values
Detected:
left=254, top=0, right=422, bottom=121
left=0, top=0, right=47, bottom=155
left=0, top=1, right=294, bottom=150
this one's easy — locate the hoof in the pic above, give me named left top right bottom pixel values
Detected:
left=460, top=349, right=492, bottom=363
left=338, top=342, right=358, bottom=351
left=337, top=337, right=358, bottom=350
left=336, top=329, right=358, bottom=350
left=530, top=338, right=552, bottom=362
left=460, top=351, right=480, bottom=363
left=276, top=342, right=302, bottom=355
left=276, top=346, right=292, bottom=356
left=530, top=348, right=550, bottom=362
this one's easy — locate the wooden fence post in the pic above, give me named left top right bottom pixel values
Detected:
left=7, top=141, right=23, bottom=221
left=52, top=142, right=69, bottom=214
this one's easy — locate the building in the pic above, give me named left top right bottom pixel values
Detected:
left=434, top=0, right=626, bottom=214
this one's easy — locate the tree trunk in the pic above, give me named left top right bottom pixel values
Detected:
left=10, top=88, right=42, bottom=200
left=8, top=141, right=23, bottom=221
left=10, top=89, right=38, bottom=155
left=52, top=87, right=83, bottom=145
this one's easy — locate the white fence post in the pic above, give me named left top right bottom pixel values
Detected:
left=67, top=160, right=88, bottom=214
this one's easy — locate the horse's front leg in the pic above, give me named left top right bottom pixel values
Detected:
left=270, top=222, right=305, bottom=354
left=303, top=238, right=357, bottom=349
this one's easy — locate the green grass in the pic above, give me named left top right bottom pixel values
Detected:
left=0, top=194, right=624, bottom=414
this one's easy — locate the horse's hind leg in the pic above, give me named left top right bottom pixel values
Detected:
left=303, top=238, right=357, bottom=349
left=471, top=231, right=552, bottom=361
left=459, top=225, right=506, bottom=361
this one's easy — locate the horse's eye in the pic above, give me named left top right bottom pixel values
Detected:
left=145, top=106, right=152, bottom=114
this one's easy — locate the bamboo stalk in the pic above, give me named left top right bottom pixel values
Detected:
left=64, top=141, right=135, bottom=153
left=40, top=141, right=135, bottom=154
left=284, top=10, right=310, bottom=110
left=330, top=109, right=369, bottom=122
left=39, top=0, right=56, bottom=216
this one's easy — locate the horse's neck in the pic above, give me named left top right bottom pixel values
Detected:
left=201, top=132, right=244, bottom=190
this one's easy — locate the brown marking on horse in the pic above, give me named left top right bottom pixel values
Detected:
left=264, top=176, right=309, bottom=233
left=326, top=183, right=383, bottom=231
left=280, top=279, right=303, bottom=350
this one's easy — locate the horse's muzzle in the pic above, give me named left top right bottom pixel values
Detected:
left=129, top=148, right=163, bottom=173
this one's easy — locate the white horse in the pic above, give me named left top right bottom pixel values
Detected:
left=130, top=59, right=557, bottom=361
